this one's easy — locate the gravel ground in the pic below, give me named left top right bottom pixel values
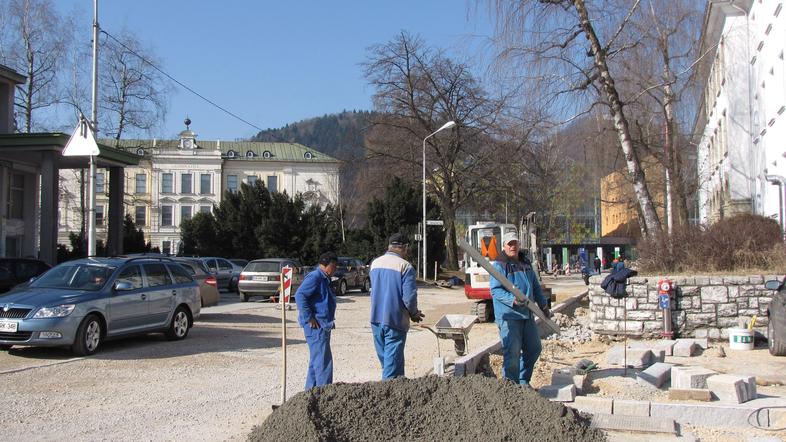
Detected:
left=0, top=286, right=501, bottom=441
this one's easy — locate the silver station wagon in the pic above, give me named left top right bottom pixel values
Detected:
left=237, top=258, right=303, bottom=302
left=0, top=256, right=200, bottom=355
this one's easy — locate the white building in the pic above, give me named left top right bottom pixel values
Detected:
left=694, top=0, right=786, bottom=228
left=58, top=121, right=341, bottom=254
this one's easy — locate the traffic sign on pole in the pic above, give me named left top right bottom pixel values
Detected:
left=281, top=266, right=293, bottom=303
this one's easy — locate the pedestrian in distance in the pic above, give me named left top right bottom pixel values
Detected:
left=613, top=256, right=626, bottom=273
left=593, top=256, right=601, bottom=274
left=489, top=232, right=549, bottom=386
left=369, top=233, right=424, bottom=380
left=295, top=251, right=338, bottom=390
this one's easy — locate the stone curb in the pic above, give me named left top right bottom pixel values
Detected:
left=453, top=289, right=588, bottom=377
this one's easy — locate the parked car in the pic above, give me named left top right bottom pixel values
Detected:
left=0, top=256, right=200, bottom=355
left=0, top=258, right=51, bottom=294
left=196, top=257, right=242, bottom=292
left=171, top=258, right=219, bottom=307
left=332, top=257, right=370, bottom=296
left=238, top=258, right=303, bottom=302
left=765, top=277, right=786, bottom=356
left=229, top=259, right=248, bottom=268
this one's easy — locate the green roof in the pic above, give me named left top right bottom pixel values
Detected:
left=108, top=139, right=339, bottom=163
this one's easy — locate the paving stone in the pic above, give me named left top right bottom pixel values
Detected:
left=606, top=346, right=653, bottom=368
left=613, top=399, right=651, bottom=417
left=673, top=340, right=700, bottom=357
left=675, top=337, right=709, bottom=350
left=671, top=366, right=717, bottom=389
left=538, top=384, right=576, bottom=402
left=572, top=396, right=614, bottom=414
left=668, top=388, right=712, bottom=401
left=551, top=368, right=588, bottom=394
left=590, top=414, right=676, bottom=434
left=706, top=374, right=749, bottom=403
left=636, top=362, right=673, bottom=388
left=650, top=402, right=765, bottom=427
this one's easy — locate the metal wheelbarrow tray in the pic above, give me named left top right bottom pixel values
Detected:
left=420, top=314, right=478, bottom=356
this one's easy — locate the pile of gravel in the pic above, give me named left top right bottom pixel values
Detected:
left=546, top=308, right=594, bottom=343
left=249, top=375, right=605, bottom=442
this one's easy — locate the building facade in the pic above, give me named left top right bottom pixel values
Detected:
left=694, top=0, right=786, bottom=227
left=58, top=122, right=340, bottom=254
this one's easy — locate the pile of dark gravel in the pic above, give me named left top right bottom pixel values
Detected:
left=249, top=375, right=605, bottom=442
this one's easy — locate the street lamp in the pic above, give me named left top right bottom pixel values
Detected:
left=422, top=120, right=456, bottom=280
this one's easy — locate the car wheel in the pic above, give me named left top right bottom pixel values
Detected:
left=339, top=279, right=348, bottom=296
left=72, top=314, right=103, bottom=356
left=230, top=276, right=239, bottom=293
left=239, top=291, right=249, bottom=302
left=165, top=306, right=190, bottom=341
left=361, top=278, right=370, bottom=293
left=770, top=317, right=786, bottom=356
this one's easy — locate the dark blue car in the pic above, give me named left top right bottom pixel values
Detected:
left=0, top=256, right=200, bottom=355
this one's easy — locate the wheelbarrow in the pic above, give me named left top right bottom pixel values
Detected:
left=418, top=314, right=478, bottom=357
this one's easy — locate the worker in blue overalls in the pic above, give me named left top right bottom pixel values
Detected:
left=295, top=251, right=338, bottom=390
left=490, top=232, right=549, bottom=386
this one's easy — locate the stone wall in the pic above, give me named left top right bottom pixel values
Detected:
left=588, top=274, right=777, bottom=339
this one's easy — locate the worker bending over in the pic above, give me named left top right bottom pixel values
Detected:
left=490, top=232, right=549, bottom=386
left=369, top=233, right=424, bottom=380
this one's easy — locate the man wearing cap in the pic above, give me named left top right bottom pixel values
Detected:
left=490, top=232, right=548, bottom=386
left=369, top=233, right=424, bottom=380
left=295, top=251, right=338, bottom=390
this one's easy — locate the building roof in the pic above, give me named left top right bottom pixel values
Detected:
left=0, top=64, right=26, bottom=84
left=108, top=139, right=340, bottom=163
left=0, top=133, right=140, bottom=167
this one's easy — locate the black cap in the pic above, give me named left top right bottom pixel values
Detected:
left=388, top=233, right=409, bottom=246
left=318, top=251, right=338, bottom=266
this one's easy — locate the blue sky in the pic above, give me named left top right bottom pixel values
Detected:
left=57, top=1, right=495, bottom=141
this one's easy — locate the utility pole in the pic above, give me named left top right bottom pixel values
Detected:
left=87, top=0, right=99, bottom=256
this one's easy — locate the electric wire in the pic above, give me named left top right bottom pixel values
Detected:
left=99, top=28, right=264, bottom=132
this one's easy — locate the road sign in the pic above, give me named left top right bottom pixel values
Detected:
left=281, top=266, right=292, bottom=303
left=63, top=118, right=100, bottom=156
left=426, top=220, right=443, bottom=226
left=659, top=294, right=670, bottom=309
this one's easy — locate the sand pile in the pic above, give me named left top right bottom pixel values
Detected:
left=249, top=375, right=605, bottom=442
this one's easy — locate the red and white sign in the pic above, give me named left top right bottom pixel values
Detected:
left=281, top=266, right=293, bottom=303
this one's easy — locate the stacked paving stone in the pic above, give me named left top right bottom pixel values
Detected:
left=587, top=275, right=775, bottom=339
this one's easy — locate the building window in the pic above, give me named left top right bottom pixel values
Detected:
left=135, top=173, right=147, bottom=194
left=95, top=172, right=105, bottom=194
left=200, top=174, right=211, bottom=194
left=181, top=173, right=192, bottom=194
left=8, top=173, right=24, bottom=219
left=162, top=173, right=173, bottom=193
left=227, top=175, right=238, bottom=193
left=181, top=206, right=192, bottom=223
left=135, top=206, right=146, bottom=226
left=161, top=205, right=173, bottom=226
left=162, top=241, right=171, bottom=255
left=199, top=205, right=211, bottom=215
left=95, top=205, right=104, bottom=226
left=247, top=175, right=257, bottom=186
left=267, top=175, right=278, bottom=193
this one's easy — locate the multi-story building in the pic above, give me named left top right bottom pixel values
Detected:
left=59, top=121, right=340, bottom=254
left=693, top=0, right=786, bottom=227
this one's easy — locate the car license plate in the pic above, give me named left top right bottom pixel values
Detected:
left=254, top=276, right=268, bottom=281
left=0, top=321, right=18, bottom=333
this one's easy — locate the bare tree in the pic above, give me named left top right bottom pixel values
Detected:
left=490, top=0, right=667, bottom=236
left=0, top=0, right=70, bottom=132
left=98, top=29, right=169, bottom=141
left=363, top=32, right=506, bottom=270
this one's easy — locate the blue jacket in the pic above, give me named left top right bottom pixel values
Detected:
left=490, top=257, right=546, bottom=321
left=369, top=251, right=418, bottom=332
left=295, top=268, right=336, bottom=330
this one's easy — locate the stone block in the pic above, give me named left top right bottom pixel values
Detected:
left=612, top=399, right=651, bottom=417
left=650, top=402, right=759, bottom=427
left=676, top=338, right=708, bottom=349
left=607, top=346, right=653, bottom=368
left=673, top=341, right=700, bottom=357
left=701, top=286, right=728, bottom=303
left=655, top=339, right=677, bottom=355
left=717, top=303, right=738, bottom=317
left=671, top=366, right=717, bottom=389
left=706, top=374, right=755, bottom=403
left=538, top=384, right=576, bottom=402
left=700, top=303, right=716, bottom=313
left=694, top=276, right=710, bottom=285
left=680, top=286, right=699, bottom=296
left=551, top=368, right=588, bottom=394
left=723, top=276, right=749, bottom=284
left=626, top=310, right=655, bottom=321
left=668, top=388, right=712, bottom=401
left=686, top=313, right=715, bottom=326
left=748, top=275, right=764, bottom=285
left=625, top=298, right=638, bottom=310
left=573, top=396, right=613, bottom=414
left=636, top=362, right=673, bottom=388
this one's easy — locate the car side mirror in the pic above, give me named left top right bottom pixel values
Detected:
left=765, top=279, right=782, bottom=291
left=28, top=276, right=38, bottom=283
left=114, top=280, right=134, bottom=291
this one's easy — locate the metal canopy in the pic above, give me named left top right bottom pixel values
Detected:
left=0, top=133, right=140, bottom=168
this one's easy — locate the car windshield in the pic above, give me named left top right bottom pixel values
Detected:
left=338, top=259, right=353, bottom=268
left=246, top=261, right=281, bottom=272
left=30, top=263, right=116, bottom=291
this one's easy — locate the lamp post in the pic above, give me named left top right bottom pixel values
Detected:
left=422, top=120, right=456, bottom=280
